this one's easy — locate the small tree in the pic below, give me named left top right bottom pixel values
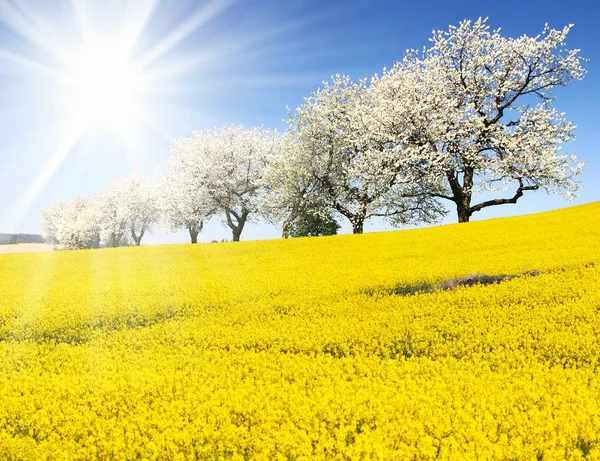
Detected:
left=288, top=209, right=340, bottom=238
left=40, top=197, right=101, bottom=250
left=104, top=232, right=130, bottom=248
left=98, top=185, right=130, bottom=247
left=370, top=18, right=585, bottom=222
left=40, top=202, right=63, bottom=246
left=99, top=175, right=159, bottom=246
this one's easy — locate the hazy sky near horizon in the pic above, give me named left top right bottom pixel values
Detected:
left=0, top=0, right=598, bottom=243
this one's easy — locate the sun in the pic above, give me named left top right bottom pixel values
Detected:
left=65, top=43, right=141, bottom=134
left=0, top=0, right=306, bottom=229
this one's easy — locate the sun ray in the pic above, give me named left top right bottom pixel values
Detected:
left=135, top=48, right=228, bottom=85
left=0, top=0, right=71, bottom=65
left=134, top=0, right=237, bottom=70
left=199, top=72, right=328, bottom=90
left=8, top=124, right=85, bottom=231
left=132, top=108, right=175, bottom=144
left=119, top=0, right=160, bottom=58
left=0, top=47, right=67, bottom=82
left=134, top=13, right=321, bottom=86
left=69, top=0, right=94, bottom=44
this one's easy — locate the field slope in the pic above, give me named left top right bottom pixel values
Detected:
left=1, top=202, right=599, bottom=460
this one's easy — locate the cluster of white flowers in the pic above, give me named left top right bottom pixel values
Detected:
left=41, top=18, right=585, bottom=247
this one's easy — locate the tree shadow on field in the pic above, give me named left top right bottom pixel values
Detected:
left=363, top=271, right=542, bottom=298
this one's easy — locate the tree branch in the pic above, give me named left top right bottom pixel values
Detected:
left=470, top=180, right=539, bottom=214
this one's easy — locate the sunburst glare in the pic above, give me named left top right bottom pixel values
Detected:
left=0, top=0, right=241, bottom=229
left=0, top=0, right=333, bottom=232
left=65, top=42, right=140, bottom=132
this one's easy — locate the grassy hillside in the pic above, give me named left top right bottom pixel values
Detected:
left=0, top=202, right=599, bottom=460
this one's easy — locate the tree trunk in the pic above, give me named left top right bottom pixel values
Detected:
left=456, top=191, right=473, bottom=223
left=446, top=167, right=474, bottom=223
left=456, top=204, right=472, bottom=223
left=281, top=213, right=295, bottom=239
left=281, top=213, right=296, bottom=239
left=131, top=227, right=145, bottom=246
left=188, top=221, right=204, bottom=244
left=225, top=209, right=249, bottom=242
left=189, top=227, right=199, bottom=244
left=352, top=219, right=364, bottom=234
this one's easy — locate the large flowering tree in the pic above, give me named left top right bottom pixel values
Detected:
left=168, top=125, right=278, bottom=242
left=160, top=144, right=215, bottom=244
left=369, top=18, right=585, bottom=222
left=265, top=75, right=445, bottom=234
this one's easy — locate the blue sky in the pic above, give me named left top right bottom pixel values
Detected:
left=0, top=0, right=597, bottom=243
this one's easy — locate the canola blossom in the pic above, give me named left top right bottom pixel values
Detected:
left=0, top=203, right=599, bottom=460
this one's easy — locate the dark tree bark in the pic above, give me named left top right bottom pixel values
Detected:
left=456, top=203, right=473, bottom=223
left=333, top=203, right=367, bottom=234
left=131, top=226, right=145, bottom=246
left=442, top=168, right=539, bottom=223
left=445, top=167, right=474, bottom=223
left=91, top=232, right=101, bottom=249
left=281, top=217, right=293, bottom=239
left=225, top=209, right=249, bottom=242
left=351, top=218, right=364, bottom=234
left=232, top=228, right=241, bottom=242
left=188, top=221, right=203, bottom=244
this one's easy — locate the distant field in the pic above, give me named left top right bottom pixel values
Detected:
left=0, top=203, right=599, bottom=459
left=0, top=243, right=53, bottom=254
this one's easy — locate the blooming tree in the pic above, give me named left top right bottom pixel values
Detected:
left=99, top=175, right=159, bottom=246
left=266, top=75, right=445, bottom=234
left=159, top=149, right=214, bottom=244
left=40, top=197, right=102, bottom=250
left=97, top=184, right=130, bottom=247
left=369, top=18, right=585, bottom=222
left=260, top=133, right=328, bottom=238
left=172, top=125, right=279, bottom=242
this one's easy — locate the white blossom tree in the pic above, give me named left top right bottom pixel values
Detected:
left=172, top=124, right=279, bottom=242
left=265, top=75, right=445, bottom=234
left=159, top=149, right=215, bottom=244
left=40, top=202, right=63, bottom=246
left=369, top=18, right=585, bottom=222
left=260, top=133, right=327, bottom=238
left=97, top=184, right=130, bottom=247
left=40, top=197, right=102, bottom=250
left=99, top=175, right=159, bottom=246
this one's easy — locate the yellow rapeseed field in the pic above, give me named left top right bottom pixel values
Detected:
left=1, top=203, right=599, bottom=460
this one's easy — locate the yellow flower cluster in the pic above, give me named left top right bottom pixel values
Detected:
left=0, top=203, right=599, bottom=460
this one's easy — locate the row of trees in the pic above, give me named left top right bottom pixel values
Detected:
left=41, top=176, right=158, bottom=250
left=41, top=18, right=585, bottom=249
